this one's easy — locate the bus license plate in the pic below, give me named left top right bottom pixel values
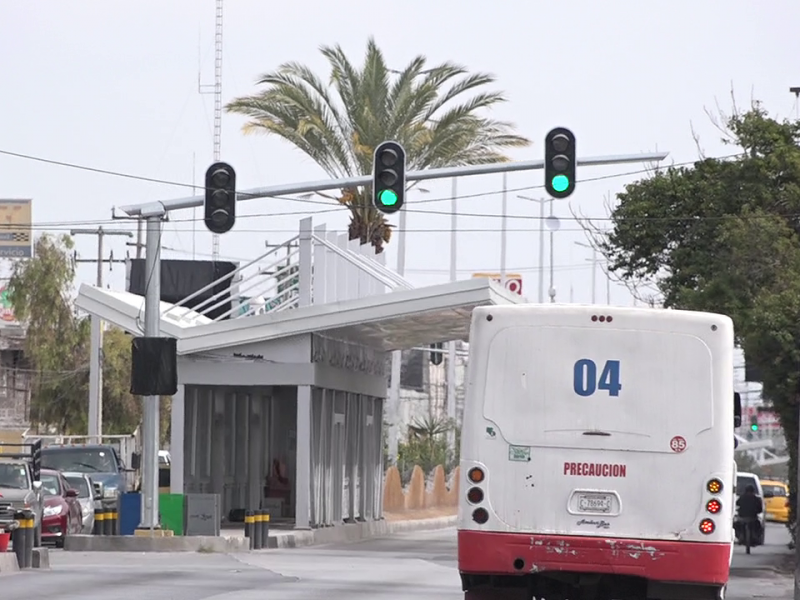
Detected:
left=578, top=493, right=612, bottom=513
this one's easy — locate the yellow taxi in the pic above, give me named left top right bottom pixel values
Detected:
left=760, top=479, right=789, bottom=523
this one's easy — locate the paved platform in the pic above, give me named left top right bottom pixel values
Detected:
left=5, top=525, right=792, bottom=599
left=64, top=514, right=457, bottom=552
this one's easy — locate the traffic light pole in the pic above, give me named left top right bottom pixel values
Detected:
left=136, top=215, right=163, bottom=534
left=118, top=150, right=669, bottom=526
left=117, top=151, right=668, bottom=217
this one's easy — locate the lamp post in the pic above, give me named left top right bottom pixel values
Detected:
left=517, top=195, right=549, bottom=303
left=545, top=203, right=560, bottom=303
left=575, top=241, right=597, bottom=304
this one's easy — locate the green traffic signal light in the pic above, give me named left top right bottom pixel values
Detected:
left=378, top=189, right=399, bottom=207
left=372, top=141, right=406, bottom=214
left=751, top=423, right=759, bottom=432
left=544, top=127, right=576, bottom=199
left=551, top=174, right=570, bottom=193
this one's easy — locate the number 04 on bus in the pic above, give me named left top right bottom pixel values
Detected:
left=457, top=305, right=736, bottom=600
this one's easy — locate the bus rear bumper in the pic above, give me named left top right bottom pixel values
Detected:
left=458, top=530, right=730, bottom=585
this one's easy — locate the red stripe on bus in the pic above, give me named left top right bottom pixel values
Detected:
left=458, top=530, right=730, bottom=585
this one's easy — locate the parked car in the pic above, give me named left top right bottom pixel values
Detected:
left=761, top=479, right=790, bottom=523
left=40, top=468, right=83, bottom=547
left=62, top=472, right=100, bottom=534
left=0, top=458, right=43, bottom=546
left=40, top=444, right=134, bottom=512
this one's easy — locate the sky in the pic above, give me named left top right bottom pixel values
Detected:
left=2, top=0, right=799, bottom=309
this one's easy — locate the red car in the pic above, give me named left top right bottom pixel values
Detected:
left=40, top=468, right=83, bottom=547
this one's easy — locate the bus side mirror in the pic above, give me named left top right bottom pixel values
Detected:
left=734, top=392, right=742, bottom=428
left=130, top=452, right=141, bottom=471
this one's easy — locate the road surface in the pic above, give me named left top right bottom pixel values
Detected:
left=1, top=524, right=793, bottom=599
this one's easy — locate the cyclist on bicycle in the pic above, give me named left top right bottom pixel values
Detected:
left=736, top=485, right=763, bottom=544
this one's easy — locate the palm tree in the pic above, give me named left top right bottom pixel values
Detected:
left=225, top=38, right=531, bottom=252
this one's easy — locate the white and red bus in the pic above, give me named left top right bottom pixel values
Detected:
left=458, top=305, right=736, bottom=600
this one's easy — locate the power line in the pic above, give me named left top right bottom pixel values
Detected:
left=0, top=145, right=742, bottom=209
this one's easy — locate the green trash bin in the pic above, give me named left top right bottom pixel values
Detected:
left=159, top=493, right=185, bottom=535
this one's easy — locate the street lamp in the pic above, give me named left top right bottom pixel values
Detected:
left=397, top=187, right=430, bottom=276
left=575, top=241, right=612, bottom=305
left=517, top=195, right=550, bottom=303
left=545, top=209, right=560, bottom=303
left=575, top=241, right=597, bottom=304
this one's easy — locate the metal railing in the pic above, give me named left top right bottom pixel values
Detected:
left=158, top=231, right=415, bottom=324
left=160, top=235, right=300, bottom=323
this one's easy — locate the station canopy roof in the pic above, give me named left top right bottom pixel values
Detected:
left=75, top=278, right=525, bottom=355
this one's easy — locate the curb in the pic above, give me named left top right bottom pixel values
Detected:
left=61, top=516, right=456, bottom=552
left=266, top=515, right=457, bottom=549
left=64, top=534, right=250, bottom=553
left=0, top=553, right=19, bottom=575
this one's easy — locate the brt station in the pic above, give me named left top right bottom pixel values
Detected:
left=76, top=216, right=524, bottom=530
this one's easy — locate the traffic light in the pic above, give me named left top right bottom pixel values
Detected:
left=544, top=127, right=576, bottom=199
left=430, top=342, right=444, bottom=366
left=204, top=162, right=236, bottom=235
left=372, top=141, right=406, bottom=214
left=750, top=415, right=759, bottom=432
left=31, top=439, right=41, bottom=482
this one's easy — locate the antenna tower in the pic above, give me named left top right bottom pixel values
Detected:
left=199, top=0, right=224, bottom=260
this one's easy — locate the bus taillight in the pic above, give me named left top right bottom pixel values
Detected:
left=472, top=508, right=489, bottom=524
left=706, top=479, right=723, bottom=494
left=699, top=519, right=715, bottom=534
left=468, top=467, right=485, bottom=484
left=706, top=499, right=721, bottom=514
left=467, top=487, right=484, bottom=504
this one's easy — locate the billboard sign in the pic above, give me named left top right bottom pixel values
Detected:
left=0, top=199, right=32, bottom=259
left=472, top=272, right=523, bottom=295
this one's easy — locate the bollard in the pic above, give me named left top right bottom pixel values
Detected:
left=107, top=507, right=118, bottom=536
left=253, top=510, right=263, bottom=550
left=23, top=510, right=34, bottom=565
left=103, top=506, right=114, bottom=536
left=244, top=510, right=253, bottom=540
left=11, top=511, right=27, bottom=569
left=94, top=507, right=105, bottom=535
left=261, top=510, right=270, bottom=547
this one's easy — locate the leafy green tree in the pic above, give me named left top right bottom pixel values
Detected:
left=10, top=233, right=143, bottom=435
left=593, top=103, right=800, bottom=539
left=226, top=37, right=530, bottom=251
left=101, top=327, right=144, bottom=434
left=9, top=234, right=89, bottom=432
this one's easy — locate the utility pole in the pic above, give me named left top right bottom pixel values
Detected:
left=71, top=227, right=134, bottom=443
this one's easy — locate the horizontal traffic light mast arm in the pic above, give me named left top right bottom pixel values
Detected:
left=117, top=151, right=669, bottom=217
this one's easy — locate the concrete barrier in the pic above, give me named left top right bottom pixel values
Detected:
left=0, top=553, right=19, bottom=574
left=64, top=534, right=250, bottom=553
left=32, top=548, right=49, bottom=569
